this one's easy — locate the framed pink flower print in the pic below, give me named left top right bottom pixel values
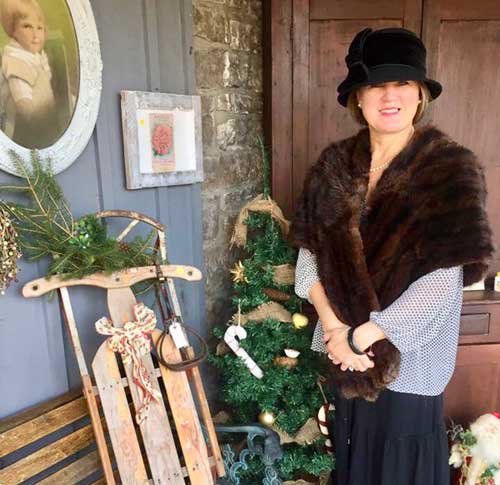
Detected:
left=121, top=90, right=203, bottom=189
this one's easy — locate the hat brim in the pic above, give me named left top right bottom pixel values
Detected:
left=337, top=66, right=442, bottom=107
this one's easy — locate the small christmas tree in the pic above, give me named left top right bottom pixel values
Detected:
left=210, top=141, right=334, bottom=482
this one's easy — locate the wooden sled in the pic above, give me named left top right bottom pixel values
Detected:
left=22, top=211, right=225, bottom=484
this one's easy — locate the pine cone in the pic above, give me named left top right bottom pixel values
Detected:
left=274, top=355, right=298, bottom=369
left=117, top=241, right=133, bottom=254
left=262, top=287, right=291, bottom=302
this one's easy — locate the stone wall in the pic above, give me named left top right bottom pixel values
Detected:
left=193, top=0, right=263, bottom=328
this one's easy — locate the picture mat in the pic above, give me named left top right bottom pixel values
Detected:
left=136, top=109, right=196, bottom=174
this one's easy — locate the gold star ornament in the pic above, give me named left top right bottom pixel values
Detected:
left=230, top=260, right=249, bottom=283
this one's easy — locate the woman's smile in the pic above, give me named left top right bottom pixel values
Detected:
left=379, top=107, right=401, bottom=116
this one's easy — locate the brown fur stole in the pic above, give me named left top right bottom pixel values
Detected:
left=290, top=124, right=494, bottom=401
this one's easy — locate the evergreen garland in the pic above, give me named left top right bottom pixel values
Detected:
left=0, top=151, right=156, bottom=280
left=277, top=441, right=334, bottom=479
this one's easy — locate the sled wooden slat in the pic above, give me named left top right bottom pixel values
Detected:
left=106, top=287, right=185, bottom=484
left=92, top=344, right=148, bottom=485
left=0, top=396, right=88, bottom=459
left=130, top=353, right=185, bottom=484
left=89, top=457, right=218, bottom=485
left=22, top=265, right=202, bottom=297
left=153, top=330, right=214, bottom=484
left=91, top=367, right=162, bottom=394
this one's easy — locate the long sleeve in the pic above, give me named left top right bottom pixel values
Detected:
left=369, top=265, right=463, bottom=353
left=295, top=245, right=463, bottom=355
left=294, top=247, right=320, bottom=303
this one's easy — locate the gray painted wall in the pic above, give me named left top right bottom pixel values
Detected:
left=0, top=0, right=205, bottom=419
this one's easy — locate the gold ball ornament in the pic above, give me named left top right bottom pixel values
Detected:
left=258, top=410, right=276, bottom=426
left=292, top=312, right=309, bottom=329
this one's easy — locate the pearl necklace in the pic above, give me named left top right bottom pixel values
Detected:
left=369, top=128, right=416, bottom=173
left=369, top=159, right=393, bottom=172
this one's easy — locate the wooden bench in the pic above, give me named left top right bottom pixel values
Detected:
left=0, top=390, right=284, bottom=485
left=0, top=390, right=112, bottom=484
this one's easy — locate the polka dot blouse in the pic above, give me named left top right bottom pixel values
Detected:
left=295, top=247, right=463, bottom=396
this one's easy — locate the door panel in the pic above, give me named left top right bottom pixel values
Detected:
left=422, top=6, right=500, bottom=273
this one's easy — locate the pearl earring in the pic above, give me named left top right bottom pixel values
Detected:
left=357, top=103, right=362, bottom=108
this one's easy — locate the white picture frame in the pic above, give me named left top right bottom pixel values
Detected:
left=120, top=90, right=204, bottom=189
left=0, top=0, right=102, bottom=176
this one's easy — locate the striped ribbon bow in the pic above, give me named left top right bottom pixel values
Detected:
left=95, top=302, right=161, bottom=424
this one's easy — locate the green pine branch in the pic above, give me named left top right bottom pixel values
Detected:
left=258, top=136, right=271, bottom=198
left=0, top=151, right=157, bottom=280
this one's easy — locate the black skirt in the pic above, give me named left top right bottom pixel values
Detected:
left=329, top=385, right=450, bottom=485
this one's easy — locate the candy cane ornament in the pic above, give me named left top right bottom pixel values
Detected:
left=224, top=324, right=264, bottom=379
left=317, top=402, right=335, bottom=455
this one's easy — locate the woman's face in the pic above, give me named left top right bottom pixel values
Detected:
left=13, top=11, right=46, bottom=54
left=357, top=80, right=421, bottom=133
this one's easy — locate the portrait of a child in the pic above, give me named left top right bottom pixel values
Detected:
left=0, top=0, right=66, bottom=149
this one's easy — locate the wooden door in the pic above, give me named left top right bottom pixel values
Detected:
left=421, top=0, right=500, bottom=275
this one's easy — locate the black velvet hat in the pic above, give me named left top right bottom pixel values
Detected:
left=337, top=27, right=442, bottom=107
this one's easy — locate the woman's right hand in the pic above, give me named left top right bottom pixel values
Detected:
left=307, top=280, right=375, bottom=372
left=323, top=326, right=375, bottom=372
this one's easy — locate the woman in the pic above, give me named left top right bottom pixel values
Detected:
left=291, top=27, right=494, bottom=484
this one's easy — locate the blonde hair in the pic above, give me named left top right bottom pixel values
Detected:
left=347, top=82, right=430, bottom=126
left=0, top=0, right=45, bottom=37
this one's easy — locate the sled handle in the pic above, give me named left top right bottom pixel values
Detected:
left=22, top=265, right=202, bottom=297
left=94, top=210, right=164, bottom=231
